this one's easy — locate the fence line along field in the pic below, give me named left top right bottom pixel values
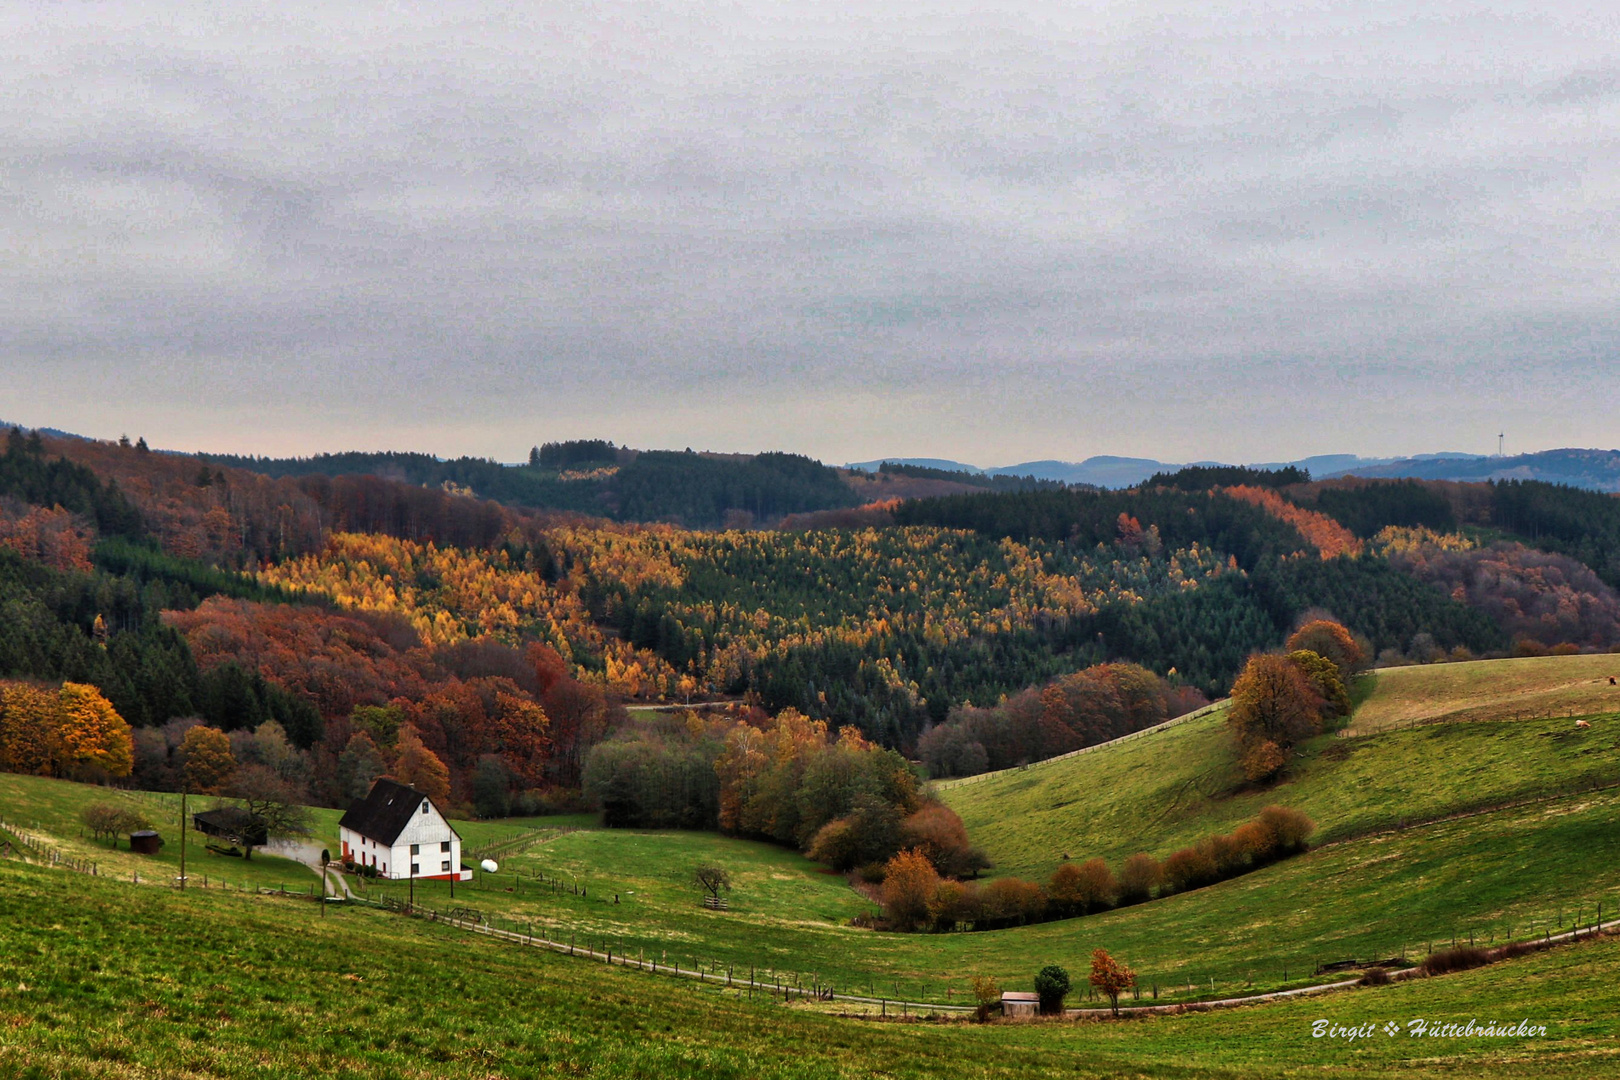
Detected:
left=319, top=787, right=1620, bottom=1003
left=1346, top=653, right=1620, bottom=734
left=14, top=753, right=1620, bottom=1008
left=6, top=856, right=1620, bottom=1079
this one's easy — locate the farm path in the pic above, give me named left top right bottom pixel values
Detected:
left=265, top=838, right=352, bottom=899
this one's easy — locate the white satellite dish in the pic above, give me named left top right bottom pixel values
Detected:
left=480, top=859, right=499, bottom=873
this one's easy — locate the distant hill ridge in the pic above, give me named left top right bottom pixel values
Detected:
left=1343, top=448, right=1620, bottom=492
left=850, top=450, right=1620, bottom=493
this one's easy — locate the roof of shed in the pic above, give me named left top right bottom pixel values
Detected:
left=337, top=779, right=458, bottom=845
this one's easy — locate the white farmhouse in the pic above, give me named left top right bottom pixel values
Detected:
left=338, top=778, right=471, bottom=881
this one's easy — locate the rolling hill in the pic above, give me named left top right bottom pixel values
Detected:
left=940, top=655, right=1620, bottom=875
left=7, top=655, right=1620, bottom=1013
left=8, top=854, right=1620, bottom=1078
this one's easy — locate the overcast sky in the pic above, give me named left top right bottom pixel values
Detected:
left=2, top=2, right=1616, bottom=466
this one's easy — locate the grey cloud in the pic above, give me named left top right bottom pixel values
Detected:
left=2, top=1, right=1618, bottom=462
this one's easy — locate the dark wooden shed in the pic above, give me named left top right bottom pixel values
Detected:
left=129, top=830, right=163, bottom=855
left=193, top=808, right=267, bottom=848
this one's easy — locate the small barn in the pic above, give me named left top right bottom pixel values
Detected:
left=1001, top=992, right=1040, bottom=1018
left=338, top=778, right=469, bottom=881
left=129, top=830, right=163, bottom=855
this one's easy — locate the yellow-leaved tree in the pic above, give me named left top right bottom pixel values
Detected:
left=179, top=725, right=237, bottom=794
left=55, top=683, right=133, bottom=780
left=0, top=681, right=63, bottom=775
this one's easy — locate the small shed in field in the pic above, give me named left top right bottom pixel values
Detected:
left=129, top=830, right=162, bottom=855
left=1001, top=992, right=1040, bottom=1018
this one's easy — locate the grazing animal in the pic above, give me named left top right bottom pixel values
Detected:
left=1576, top=719, right=1592, bottom=730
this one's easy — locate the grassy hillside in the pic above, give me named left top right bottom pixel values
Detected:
left=0, top=773, right=311, bottom=893
left=5, top=856, right=1620, bottom=1078
left=14, top=766, right=1620, bottom=1004
left=942, top=656, right=1620, bottom=878
left=8, top=654, right=1620, bottom=1016
left=0, top=773, right=549, bottom=895
left=297, top=790, right=1620, bottom=1001
left=1348, top=654, right=1620, bottom=734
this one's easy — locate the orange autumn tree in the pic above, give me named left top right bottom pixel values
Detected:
left=1285, top=618, right=1367, bottom=680
left=391, top=724, right=451, bottom=806
left=1049, top=857, right=1117, bottom=915
left=55, top=683, right=132, bottom=781
left=1227, top=654, right=1323, bottom=783
left=0, top=681, right=63, bottom=775
left=1088, top=948, right=1137, bottom=1017
left=1222, top=486, right=1362, bottom=559
left=490, top=692, right=552, bottom=786
left=881, top=848, right=942, bottom=932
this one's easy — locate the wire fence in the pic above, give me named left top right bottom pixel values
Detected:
left=6, top=812, right=1620, bottom=1016
left=467, top=826, right=580, bottom=861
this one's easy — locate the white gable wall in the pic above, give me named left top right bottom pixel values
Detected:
left=341, top=795, right=466, bottom=880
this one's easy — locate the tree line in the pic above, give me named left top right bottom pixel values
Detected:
left=917, top=662, right=1207, bottom=778
left=879, top=805, right=1315, bottom=932
left=207, top=442, right=862, bottom=528
left=583, top=708, right=985, bottom=878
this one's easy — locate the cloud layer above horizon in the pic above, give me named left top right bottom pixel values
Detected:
left=2, top=1, right=1617, bottom=464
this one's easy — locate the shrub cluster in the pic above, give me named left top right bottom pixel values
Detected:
left=585, top=708, right=986, bottom=879
left=1418, top=946, right=1491, bottom=976
left=1227, top=619, right=1363, bottom=784
left=880, top=805, right=1313, bottom=932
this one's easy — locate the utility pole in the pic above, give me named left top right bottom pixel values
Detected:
left=320, top=849, right=330, bottom=918
left=1498, top=432, right=1504, bottom=457
left=179, top=788, right=187, bottom=890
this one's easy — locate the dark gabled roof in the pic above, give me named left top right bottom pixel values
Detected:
left=337, top=778, right=458, bottom=846
left=192, top=807, right=268, bottom=846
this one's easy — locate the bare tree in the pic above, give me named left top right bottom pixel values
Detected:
left=693, top=865, right=731, bottom=900
left=80, top=803, right=149, bottom=847
left=229, top=764, right=312, bottom=860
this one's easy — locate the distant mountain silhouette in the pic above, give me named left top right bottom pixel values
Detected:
left=0, top=420, right=91, bottom=442
left=848, top=453, right=1488, bottom=489
left=986, top=457, right=1166, bottom=488
left=1343, top=449, right=1620, bottom=492
left=845, top=458, right=984, bottom=474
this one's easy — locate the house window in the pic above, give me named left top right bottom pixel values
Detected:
left=422, top=800, right=430, bottom=814
left=441, top=860, right=451, bottom=872
left=440, top=841, right=451, bottom=852
left=410, top=863, right=419, bottom=876
left=410, top=843, right=420, bottom=855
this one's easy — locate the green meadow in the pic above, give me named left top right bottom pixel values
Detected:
left=942, top=669, right=1620, bottom=880
left=1348, top=653, right=1620, bottom=734
left=3, top=654, right=1618, bottom=1029
left=4, top=856, right=1619, bottom=1079
left=295, top=788, right=1620, bottom=1003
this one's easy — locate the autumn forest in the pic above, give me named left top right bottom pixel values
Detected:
left=5, top=427, right=1620, bottom=840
